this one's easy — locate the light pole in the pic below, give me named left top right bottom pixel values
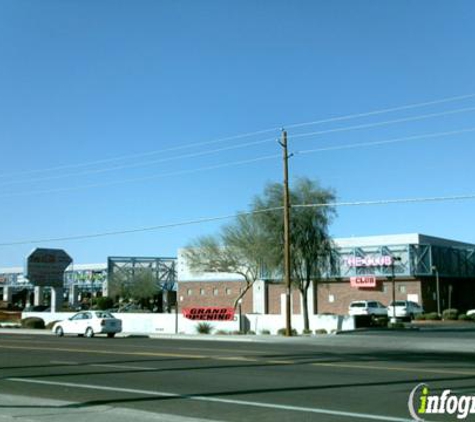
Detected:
left=431, top=265, right=441, bottom=317
left=390, top=256, right=401, bottom=323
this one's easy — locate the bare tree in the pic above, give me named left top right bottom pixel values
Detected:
left=185, top=214, right=275, bottom=309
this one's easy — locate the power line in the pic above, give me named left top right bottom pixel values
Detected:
left=0, top=207, right=284, bottom=246
left=0, top=137, right=276, bottom=187
left=1, top=193, right=474, bottom=247
left=295, top=127, right=475, bottom=156
left=0, top=128, right=281, bottom=179
left=289, top=106, right=475, bottom=140
left=286, top=93, right=475, bottom=130
left=292, top=193, right=475, bottom=209
left=3, top=105, right=475, bottom=189
left=0, top=153, right=281, bottom=198
left=1, top=92, right=474, bottom=180
left=1, top=125, right=472, bottom=198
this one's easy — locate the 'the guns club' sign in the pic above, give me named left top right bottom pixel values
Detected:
left=182, top=307, right=235, bottom=321
left=347, top=255, right=394, bottom=267
left=350, top=276, right=377, bottom=288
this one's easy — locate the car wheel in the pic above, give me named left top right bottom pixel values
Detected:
left=409, top=313, right=415, bottom=321
left=55, top=326, right=64, bottom=337
left=85, top=327, right=94, bottom=338
left=107, top=333, right=116, bottom=338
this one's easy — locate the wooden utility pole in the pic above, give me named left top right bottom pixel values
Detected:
left=280, top=129, right=292, bottom=336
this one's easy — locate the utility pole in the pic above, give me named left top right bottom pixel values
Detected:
left=279, top=129, right=292, bottom=336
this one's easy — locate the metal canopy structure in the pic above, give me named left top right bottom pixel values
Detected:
left=106, top=256, right=177, bottom=296
left=328, top=243, right=475, bottom=279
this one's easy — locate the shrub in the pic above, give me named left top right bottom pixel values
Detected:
left=196, top=322, right=213, bottom=334
left=424, top=312, right=441, bottom=320
left=315, top=328, right=328, bottom=335
left=95, top=297, right=114, bottom=310
left=303, top=328, right=313, bottom=335
left=443, top=309, right=459, bottom=320
left=21, top=317, right=45, bottom=329
left=277, top=328, right=298, bottom=336
left=373, top=316, right=388, bottom=327
left=260, top=329, right=271, bottom=335
left=458, top=313, right=471, bottom=321
left=246, top=330, right=256, bottom=335
left=45, top=320, right=61, bottom=330
left=414, top=313, right=426, bottom=321
left=215, top=330, right=229, bottom=335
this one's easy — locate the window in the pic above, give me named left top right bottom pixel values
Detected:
left=329, top=294, right=335, bottom=303
left=187, top=289, right=193, bottom=296
left=213, top=288, right=219, bottom=296
left=200, top=289, right=205, bottom=296
left=226, top=288, right=232, bottom=295
left=398, top=285, right=406, bottom=293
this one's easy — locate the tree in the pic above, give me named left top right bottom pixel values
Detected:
left=185, top=213, right=276, bottom=309
left=108, top=268, right=158, bottom=302
left=253, top=178, right=336, bottom=331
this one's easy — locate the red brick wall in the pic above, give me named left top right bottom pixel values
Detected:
left=178, top=281, right=253, bottom=313
left=316, top=279, right=422, bottom=315
left=264, top=283, right=301, bottom=314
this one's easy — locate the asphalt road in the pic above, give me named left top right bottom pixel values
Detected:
left=1, top=331, right=475, bottom=421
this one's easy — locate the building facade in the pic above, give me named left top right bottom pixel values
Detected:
left=178, top=234, right=475, bottom=315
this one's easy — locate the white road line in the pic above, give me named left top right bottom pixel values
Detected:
left=49, top=361, right=79, bottom=365
left=90, top=364, right=158, bottom=370
left=7, top=378, right=413, bottom=422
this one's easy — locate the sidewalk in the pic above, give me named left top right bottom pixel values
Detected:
left=0, top=393, right=222, bottom=422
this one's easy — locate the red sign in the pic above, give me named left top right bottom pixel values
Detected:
left=182, top=307, right=235, bottom=321
left=350, top=276, right=377, bottom=288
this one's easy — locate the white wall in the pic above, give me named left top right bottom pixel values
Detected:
left=23, top=311, right=354, bottom=335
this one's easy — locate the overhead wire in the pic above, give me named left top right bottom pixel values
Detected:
left=1, top=125, right=473, bottom=197
left=0, top=137, right=276, bottom=187
left=1, top=92, right=474, bottom=180
left=2, top=106, right=475, bottom=189
left=289, top=106, right=475, bottom=140
left=1, top=193, right=474, bottom=247
left=0, top=153, right=282, bottom=198
left=295, top=127, right=475, bottom=156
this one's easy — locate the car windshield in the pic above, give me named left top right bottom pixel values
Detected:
left=350, top=302, right=366, bottom=307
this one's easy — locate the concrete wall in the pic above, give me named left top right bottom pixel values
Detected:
left=22, top=311, right=354, bottom=335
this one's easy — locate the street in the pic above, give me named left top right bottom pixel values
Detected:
left=1, top=330, right=475, bottom=421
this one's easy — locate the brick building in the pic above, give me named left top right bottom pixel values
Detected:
left=178, top=233, right=475, bottom=315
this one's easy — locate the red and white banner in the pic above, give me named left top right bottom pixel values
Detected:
left=350, top=276, right=377, bottom=288
left=182, top=307, right=235, bottom=321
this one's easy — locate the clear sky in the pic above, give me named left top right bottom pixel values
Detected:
left=1, top=0, right=475, bottom=267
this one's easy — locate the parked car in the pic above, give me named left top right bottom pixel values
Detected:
left=387, top=300, right=424, bottom=320
left=348, top=300, right=388, bottom=317
left=52, top=311, right=122, bottom=338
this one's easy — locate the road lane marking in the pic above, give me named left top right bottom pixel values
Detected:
left=7, top=378, right=413, bottom=422
left=311, top=362, right=475, bottom=376
left=49, top=360, right=79, bottom=365
left=90, top=364, right=159, bottom=370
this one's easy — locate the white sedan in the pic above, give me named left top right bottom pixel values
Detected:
left=52, top=311, right=122, bottom=338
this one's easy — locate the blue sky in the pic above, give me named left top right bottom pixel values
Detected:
left=1, top=0, right=475, bottom=267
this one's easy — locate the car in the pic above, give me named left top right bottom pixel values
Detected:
left=52, top=311, right=122, bottom=338
left=387, top=300, right=424, bottom=320
left=348, top=300, right=388, bottom=317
